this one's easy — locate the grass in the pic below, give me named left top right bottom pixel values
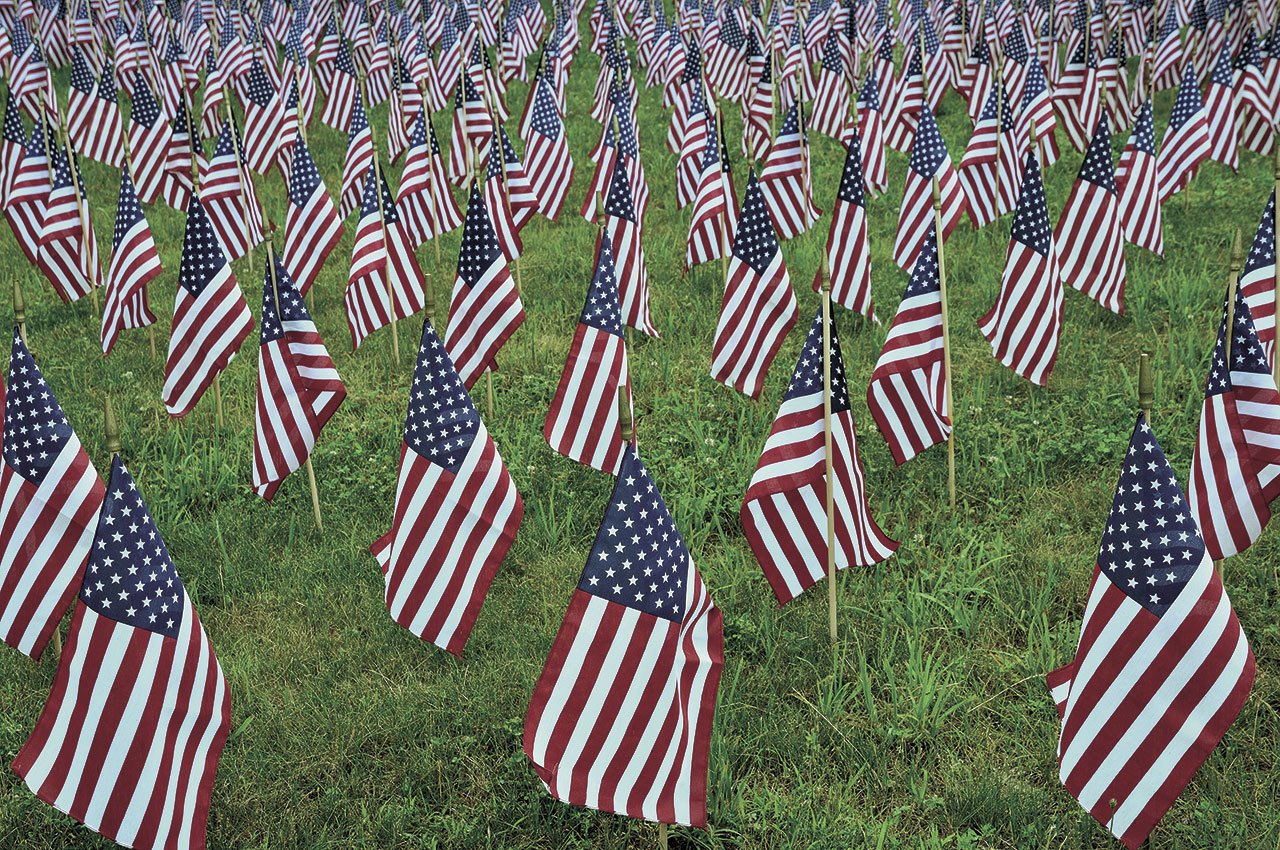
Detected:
left=2, top=40, right=1279, bottom=850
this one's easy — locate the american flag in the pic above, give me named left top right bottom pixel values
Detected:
left=603, top=153, right=658, bottom=337
left=102, top=166, right=161, bottom=356
left=0, top=331, right=104, bottom=659
left=1235, top=29, right=1272, bottom=155
left=163, top=195, right=254, bottom=419
left=339, top=96, right=374, bottom=219
left=284, top=132, right=344, bottom=298
left=978, top=152, right=1063, bottom=386
left=868, top=221, right=950, bottom=465
left=741, top=46, right=772, bottom=163
left=37, top=143, right=100, bottom=305
left=886, top=42, right=925, bottom=153
left=444, top=184, right=526, bottom=388
left=1056, top=114, right=1127, bottom=315
left=813, top=134, right=874, bottom=320
left=523, top=443, right=723, bottom=827
left=1187, top=287, right=1280, bottom=559
left=344, top=163, right=429, bottom=351
left=253, top=251, right=346, bottom=500
left=686, top=120, right=737, bottom=269
left=583, top=88, right=651, bottom=224
left=1055, top=38, right=1099, bottom=153
left=1202, top=45, right=1239, bottom=172
left=959, top=30, right=993, bottom=120
left=484, top=131, right=524, bottom=263
left=3, top=123, right=48, bottom=268
left=66, top=50, right=123, bottom=168
left=242, top=57, right=282, bottom=174
left=1156, top=65, right=1211, bottom=204
left=855, top=65, right=887, bottom=195
left=673, top=83, right=710, bottom=210
left=522, top=74, right=574, bottom=220
left=957, top=80, right=1019, bottom=228
left=1017, top=50, right=1060, bottom=169
left=200, top=118, right=265, bottom=263
left=710, top=171, right=798, bottom=399
left=1238, top=193, right=1276, bottom=369
left=544, top=230, right=632, bottom=473
left=1115, top=99, right=1164, bottom=257
left=809, top=33, right=849, bottom=139
left=320, top=38, right=358, bottom=130
left=397, top=111, right=464, bottom=247
left=1149, top=2, right=1184, bottom=92
left=495, top=127, right=539, bottom=231
left=448, top=74, right=494, bottom=186
left=13, top=456, right=231, bottom=850
left=1047, top=415, right=1255, bottom=850
left=370, top=316, right=523, bottom=655
left=894, top=102, right=966, bottom=271
left=758, top=102, right=822, bottom=241
left=1, top=91, right=25, bottom=200
left=706, top=1, right=747, bottom=99
left=742, top=305, right=897, bottom=605
left=126, top=74, right=175, bottom=207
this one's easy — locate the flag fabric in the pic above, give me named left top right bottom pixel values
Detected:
left=686, top=122, right=737, bottom=269
left=758, top=102, right=821, bottom=240
left=448, top=75, right=494, bottom=186
left=3, top=124, right=49, bottom=268
left=320, top=39, right=358, bottom=129
left=979, top=152, right=1063, bottom=386
left=523, top=443, right=723, bottom=828
left=742, top=305, right=897, bottom=606
left=710, top=171, right=798, bottom=399
left=957, top=80, right=1019, bottom=228
left=1202, top=45, right=1239, bottom=172
left=397, top=112, right=465, bottom=247
left=1238, top=192, right=1276, bottom=369
left=126, top=74, right=181, bottom=208
left=1055, top=114, right=1127, bottom=315
left=444, top=184, right=526, bottom=389
left=522, top=74, right=574, bottom=220
left=868, top=221, right=951, bottom=465
left=0, top=330, right=104, bottom=659
left=162, top=196, right=254, bottom=419
left=1047, top=414, right=1255, bottom=850
left=895, top=103, right=967, bottom=272
left=370, top=317, right=523, bottom=656
left=603, top=153, right=658, bottom=337
left=1, top=91, right=25, bottom=198
left=1156, top=65, right=1211, bottom=204
left=1115, top=99, right=1164, bottom=256
left=200, top=119, right=265, bottom=263
left=742, top=49, right=772, bottom=163
left=344, top=164, right=430, bottom=351
left=812, top=133, right=874, bottom=320
left=544, top=231, right=632, bottom=474
left=484, top=131, right=524, bottom=263
left=253, top=254, right=346, bottom=500
left=36, top=144, right=101, bottom=304
left=66, top=53, right=124, bottom=168
left=102, top=166, right=161, bottom=356
left=284, top=132, right=344, bottom=298
left=339, top=97, right=375, bottom=219
left=13, top=456, right=232, bottom=850
left=856, top=66, right=888, bottom=195
left=1187, top=287, right=1280, bottom=559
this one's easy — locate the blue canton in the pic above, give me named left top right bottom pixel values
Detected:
left=581, top=231, right=623, bottom=335
left=4, top=331, right=75, bottom=485
left=785, top=305, right=850, bottom=412
left=1079, top=113, right=1117, bottom=192
left=1011, top=154, right=1051, bottom=254
left=733, top=173, right=780, bottom=275
left=179, top=198, right=228, bottom=297
left=404, top=318, right=480, bottom=472
left=458, top=185, right=502, bottom=286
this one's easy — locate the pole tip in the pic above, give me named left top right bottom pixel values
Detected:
left=104, top=395, right=121, bottom=457
left=13, top=278, right=26, bottom=327
left=1138, top=352, right=1153, bottom=415
left=931, top=176, right=941, bottom=210
left=1230, top=227, right=1244, bottom=271
left=617, top=385, right=634, bottom=443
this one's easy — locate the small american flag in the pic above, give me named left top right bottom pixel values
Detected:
left=957, top=80, right=1019, bottom=228
left=1, top=91, right=25, bottom=199
left=319, top=38, right=358, bottom=130
left=544, top=230, right=632, bottom=474
left=344, top=164, right=429, bottom=351
left=484, top=130, right=525, bottom=263
left=162, top=195, right=254, bottom=419
left=284, top=132, right=344, bottom=298
left=66, top=50, right=124, bottom=168
left=36, top=143, right=101, bottom=305
left=894, top=102, right=966, bottom=271
left=521, top=74, right=574, bottom=220
left=809, top=33, right=849, bottom=139
left=1149, top=2, right=1184, bottom=92
left=812, top=133, right=874, bottom=320
left=1203, top=45, right=1239, bottom=172
left=1187, top=287, right=1280, bottom=558
left=3, top=123, right=48, bottom=268
left=603, top=153, right=658, bottom=337
left=686, top=119, right=737, bottom=269
left=886, top=44, right=925, bottom=153
left=978, top=152, right=1063, bottom=386
left=242, top=57, right=282, bottom=175
left=13, top=456, right=231, bottom=850
left=710, top=171, right=798, bottom=399
left=673, top=83, right=710, bottom=210
left=742, top=305, right=897, bottom=605
left=0, top=330, right=104, bottom=659
left=200, top=118, right=265, bottom=263
left=1016, top=50, right=1060, bottom=169
left=524, top=443, right=723, bottom=827
left=855, top=65, right=887, bottom=195
left=1238, top=192, right=1276, bottom=369
left=444, top=184, right=526, bottom=388
left=339, top=97, right=374, bottom=219
left=868, top=221, right=950, bottom=465
left=102, top=166, right=161, bottom=356
left=1055, top=114, right=1128, bottom=315
left=448, top=74, right=494, bottom=186
left=253, top=252, right=346, bottom=499
left=1156, top=65, right=1211, bottom=204
left=741, top=46, right=772, bottom=163
left=125, top=74, right=176, bottom=207
left=397, top=111, right=464, bottom=247
left=758, top=101, right=822, bottom=241
left=1115, top=99, right=1164, bottom=257
left=370, top=316, right=523, bottom=655
left=1048, top=415, right=1255, bottom=850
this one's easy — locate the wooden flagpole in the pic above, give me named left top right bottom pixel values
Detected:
left=13, top=278, right=27, bottom=346
left=1274, top=145, right=1280, bottom=388
left=266, top=232, right=324, bottom=531
left=1138, top=352, right=1153, bottom=423
left=717, top=115, right=730, bottom=289
left=820, top=270, right=838, bottom=645
left=932, top=178, right=956, bottom=509
left=56, top=112, right=100, bottom=314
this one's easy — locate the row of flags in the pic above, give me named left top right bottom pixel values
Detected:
left=0, top=0, right=1278, bottom=846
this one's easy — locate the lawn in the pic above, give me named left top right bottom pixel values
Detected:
left=1, top=37, right=1278, bottom=850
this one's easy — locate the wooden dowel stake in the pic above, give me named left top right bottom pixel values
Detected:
left=14, top=278, right=27, bottom=346
left=1138, top=352, right=1153, bottom=424
left=932, top=178, right=956, bottom=509
left=821, top=272, right=838, bottom=646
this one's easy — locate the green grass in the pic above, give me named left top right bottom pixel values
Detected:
left=2, top=45, right=1279, bottom=850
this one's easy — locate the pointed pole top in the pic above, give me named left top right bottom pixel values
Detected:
left=104, top=395, right=122, bottom=456
left=617, top=385, right=634, bottom=443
